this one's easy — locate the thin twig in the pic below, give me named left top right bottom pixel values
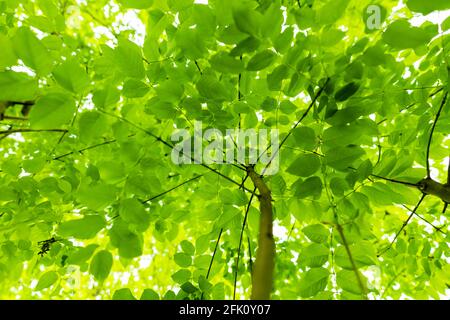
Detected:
left=246, top=230, right=253, bottom=275
left=201, top=228, right=224, bottom=300
left=322, top=164, right=367, bottom=299
left=53, top=136, right=133, bottom=161
left=335, top=223, right=368, bottom=298
left=400, top=204, right=446, bottom=235
left=194, top=60, right=202, bottom=75
left=142, top=175, right=202, bottom=203
left=0, top=128, right=68, bottom=135
left=233, top=187, right=257, bottom=300
left=206, top=229, right=223, bottom=280
left=379, top=194, right=426, bottom=255
left=426, top=91, right=448, bottom=178
left=98, top=109, right=253, bottom=193
left=1, top=116, right=28, bottom=121
left=260, top=78, right=330, bottom=175
left=370, top=174, right=419, bottom=188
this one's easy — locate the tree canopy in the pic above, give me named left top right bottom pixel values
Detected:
left=1, top=0, right=450, bottom=300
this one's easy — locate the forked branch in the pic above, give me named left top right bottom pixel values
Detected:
left=379, top=194, right=426, bottom=255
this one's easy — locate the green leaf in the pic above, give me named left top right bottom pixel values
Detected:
left=325, top=145, right=365, bottom=171
left=382, top=20, right=433, bottom=50
left=52, top=59, right=89, bottom=93
left=93, top=85, right=121, bottom=108
left=247, top=50, right=277, bottom=71
left=335, top=242, right=378, bottom=269
left=300, top=243, right=330, bottom=268
left=298, top=267, right=329, bottom=298
left=118, top=0, right=154, bottom=9
left=180, top=240, right=195, bottom=256
left=317, top=0, right=349, bottom=25
left=114, top=38, right=145, bottom=79
left=362, top=45, right=387, bottom=66
left=0, top=34, right=17, bottom=69
left=58, top=215, right=106, bottom=239
left=302, top=224, right=329, bottom=243
left=112, top=288, right=136, bottom=300
left=292, top=127, right=317, bottom=150
left=274, top=27, right=293, bottom=53
left=232, top=3, right=261, bottom=36
left=109, top=219, right=143, bottom=259
left=334, top=82, right=360, bottom=102
left=443, top=16, right=450, bottom=31
left=119, top=198, right=150, bottom=231
left=140, top=289, right=159, bottom=300
left=123, top=79, right=149, bottom=98
left=78, top=111, right=109, bottom=143
left=356, top=159, right=373, bottom=182
left=35, top=271, right=58, bottom=291
left=336, top=270, right=365, bottom=295
left=76, top=183, right=116, bottom=211
left=29, top=93, right=77, bottom=129
left=293, top=177, right=323, bottom=199
left=230, top=37, right=260, bottom=56
left=406, top=0, right=450, bottom=14
left=171, top=269, right=191, bottom=284
left=323, top=120, right=377, bottom=146
left=67, top=244, right=99, bottom=265
left=219, top=189, right=248, bottom=206
left=145, top=98, right=177, bottom=119
left=196, top=75, right=232, bottom=101
left=23, top=157, right=46, bottom=174
left=270, top=175, right=287, bottom=196
left=90, top=250, right=113, bottom=282
left=181, top=281, right=198, bottom=294
left=267, top=65, right=289, bottom=91
left=155, top=80, right=184, bottom=102
left=325, top=106, right=370, bottom=126
left=0, top=71, right=38, bottom=101
left=175, top=29, right=206, bottom=59
left=210, top=53, right=245, bottom=74
left=261, top=2, right=283, bottom=39
left=287, top=154, right=321, bottom=177
left=174, top=252, right=192, bottom=268
left=12, top=27, right=53, bottom=74
left=329, top=177, right=349, bottom=197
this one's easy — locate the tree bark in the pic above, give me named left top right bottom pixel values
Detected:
left=419, top=177, right=450, bottom=203
left=247, top=167, right=275, bottom=300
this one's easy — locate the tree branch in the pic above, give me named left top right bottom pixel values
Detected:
left=194, top=60, right=202, bottom=75
left=53, top=136, right=131, bottom=161
left=99, top=110, right=253, bottom=193
left=400, top=204, right=446, bottom=235
left=335, top=223, right=368, bottom=299
left=1, top=116, right=28, bottom=121
left=426, top=91, right=448, bottom=178
left=234, top=186, right=257, bottom=300
left=379, top=194, right=426, bottom=256
left=447, top=153, right=450, bottom=185
left=142, top=175, right=202, bottom=203
left=0, top=128, right=68, bottom=135
left=246, top=166, right=275, bottom=300
left=323, top=165, right=367, bottom=299
left=201, top=228, right=224, bottom=299
left=370, top=173, right=419, bottom=188
left=206, top=228, right=223, bottom=280
left=260, top=78, right=330, bottom=175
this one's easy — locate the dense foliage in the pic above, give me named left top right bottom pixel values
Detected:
left=1, top=0, right=450, bottom=300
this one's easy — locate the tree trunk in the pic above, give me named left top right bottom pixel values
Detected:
left=247, top=167, right=275, bottom=300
